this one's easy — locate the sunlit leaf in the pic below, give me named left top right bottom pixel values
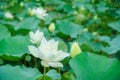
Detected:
left=56, top=21, right=83, bottom=38
left=0, top=36, right=31, bottom=57
left=0, top=65, right=41, bottom=80
left=46, top=69, right=61, bottom=80
left=108, top=20, right=120, bottom=32
left=102, top=35, right=120, bottom=54
left=0, top=24, right=10, bottom=41
left=15, top=17, right=39, bottom=30
left=69, top=52, right=120, bottom=80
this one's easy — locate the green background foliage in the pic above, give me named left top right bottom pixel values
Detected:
left=0, top=0, right=120, bottom=80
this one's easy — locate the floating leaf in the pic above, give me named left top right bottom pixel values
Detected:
left=0, top=65, right=42, bottom=80
left=61, top=71, right=77, bottom=80
left=102, top=35, right=120, bottom=54
left=0, top=36, right=31, bottom=57
left=46, top=69, right=61, bottom=80
left=58, top=40, right=68, bottom=52
left=69, top=52, right=120, bottom=80
left=15, top=17, right=39, bottom=30
left=56, top=21, right=83, bottom=38
left=108, top=20, right=120, bottom=32
left=0, top=24, right=10, bottom=41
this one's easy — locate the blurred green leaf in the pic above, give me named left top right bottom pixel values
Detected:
left=102, top=35, right=120, bottom=54
left=63, top=4, right=74, bottom=14
left=99, top=36, right=111, bottom=44
left=36, top=75, right=52, bottom=80
left=0, top=36, right=31, bottom=57
left=15, top=17, right=39, bottom=30
left=58, top=40, right=68, bottom=52
left=46, top=69, right=61, bottom=80
left=69, top=52, right=120, bottom=80
left=0, top=24, right=10, bottom=41
left=108, top=20, right=120, bottom=32
left=56, top=21, right=83, bottom=38
left=0, top=65, right=41, bottom=80
left=61, top=71, right=77, bottom=80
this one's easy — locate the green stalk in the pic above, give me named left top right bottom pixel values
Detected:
left=43, top=67, right=46, bottom=80
left=29, top=60, right=32, bottom=66
left=24, top=60, right=26, bottom=66
left=44, top=67, right=46, bottom=75
left=47, top=67, right=50, bottom=72
left=35, top=43, right=39, bottom=69
left=57, top=67, right=61, bottom=74
left=34, top=57, right=38, bottom=69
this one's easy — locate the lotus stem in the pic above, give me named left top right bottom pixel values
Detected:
left=34, top=57, right=38, bottom=69
left=24, top=60, right=26, bottom=66
left=29, top=60, right=32, bottom=66
left=47, top=67, right=50, bottom=72
left=43, top=67, right=46, bottom=80
left=57, top=67, right=60, bottom=74
left=44, top=67, right=46, bottom=75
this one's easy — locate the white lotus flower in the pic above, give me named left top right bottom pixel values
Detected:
left=29, top=29, right=44, bottom=45
left=28, top=38, right=69, bottom=68
left=33, top=8, right=48, bottom=19
left=5, top=12, right=14, bottom=19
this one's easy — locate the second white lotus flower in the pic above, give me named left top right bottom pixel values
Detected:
left=33, top=8, right=48, bottom=19
left=28, top=38, right=69, bottom=68
left=4, top=12, right=14, bottom=19
left=29, top=29, right=44, bottom=45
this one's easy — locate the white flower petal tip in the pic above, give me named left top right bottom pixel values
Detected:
left=41, top=61, right=63, bottom=68
left=53, top=51, right=70, bottom=61
left=28, top=46, right=39, bottom=58
left=48, top=62, right=63, bottom=68
left=41, top=61, right=50, bottom=67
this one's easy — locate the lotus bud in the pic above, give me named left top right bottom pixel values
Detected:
left=92, top=32, right=98, bottom=36
left=48, top=23, right=55, bottom=32
left=75, top=13, right=87, bottom=23
left=82, top=28, right=88, bottom=32
left=74, top=10, right=78, bottom=15
left=19, top=17, right=23, bottom=22
left=28, top=8, right=35, bottom=16
left=93, top=15, right=98, bottom=20
left=80, top=6, right=86, bottom=12
left=92, top=0, right=95, bottom=3
left=20, top=2, right=24, bottom=7
left=70, top=42, right=82, bottom=58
